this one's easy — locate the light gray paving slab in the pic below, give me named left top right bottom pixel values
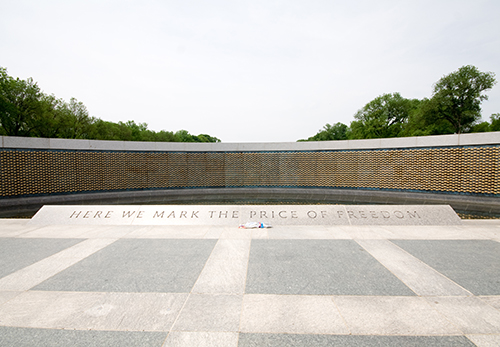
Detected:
left=0, top=238, right=84, bottom=279
left=240, top=294, right=349, bottom=334
left=49, top=238, right=118, bottom=260
left=0, top=222, right=40, bottom=237
left=392, top=240, right=500, bottom=295
left=381, top=225, right=487, bottom=239
left=238, top=333, right=476, bottom=347
left=332, top=226, right=391, bottom=239
left=466, top=334, right=500, bottom=347
left=356, top=239, right=472, bottom=296
left=204, top=226, right=225, bottom=239
left=0, top=291, right=21, bottom=305
left=480, top=296, right=500, bottom=311
left=0, top=290, right=187, bottom=331
left=267, top=225, right=336, bottom=239
left=471, top=227, right=500, bottom=239
left=164, top=331, right=238, bottom=347
left=0, top=239, right=117, bottom=291
left=250, top=228, right=269, bottom=239
left=33, top=239, right=216, bottom=293
left=424, top=296, right=500, bottom=334
left=0, top=218, right=29, bottom=225
left=76, top=225, right=145, bottom=238
left=0, top=327, right=168, bottom=347
left=18, top=225, right=110, bottom=238
left=333, top=296, right=462, bottom=335
left=219, top=227, right=254, bottom=240
left=245, top=240, right=415, bottom=295
left=172, top=294, right=242, bottom=332
left=192, top=239, right=251, bottom=294
left=122, top=225, right=210, bottom=239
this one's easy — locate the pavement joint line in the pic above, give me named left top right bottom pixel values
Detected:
left=237, top=238, right=253, bottom=344
left=354, top=239, right=419, bottom=297
left=329, top=294, right=352, bottom=335
left=163, top=237, right=222, bottom=342
left=0, top=238, right=118, bottom=291
left=355, top=239, right=474, bottom=297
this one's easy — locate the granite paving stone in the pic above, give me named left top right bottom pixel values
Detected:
left=240, top=294, right=349, bottom=334
left=392, top=240, right=500, bottom=295
left=466, top=334, right=500, bottom=347
left=0, top=216, right=499, bottom=346
left=356, top=239, right=472, bottom=296
left=33, top=239, right=217, bottom=293
left=0, top=238, right=84, bottom=278
left=333, top=296, right=462, bottom=335
left=18, top=225, right=108, bottom=239
left=0, top=291, right=20, bottom=305
left=0, top=239, right=117, bottom=291
left=171, top=294, right=242, bottom=332
left=192, top=239, right=251, bottom=294
left=0, top=326, right=168, bottom=347
left=238, top=333, right=476, bottom=347
left=381, top=225, right=480, bottom=240
left=480, top=295, right=500, bottom=311
left=164, top=331, right=238, bottom=347
left=0, top=291, right=188, bottom=331
left=424, top=296, right=500, bottom=334
left=245, top=239, right=415, bottom=295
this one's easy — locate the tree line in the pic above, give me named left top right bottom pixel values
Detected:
left=0, top=67, right=220, bottom=142
left=300, top=65, right=498, bottom=141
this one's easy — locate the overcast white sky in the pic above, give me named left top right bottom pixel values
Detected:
left=1, top=0, right=499, bottom=142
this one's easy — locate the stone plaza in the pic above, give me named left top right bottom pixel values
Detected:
left=0, top=205, right=500, bottom=346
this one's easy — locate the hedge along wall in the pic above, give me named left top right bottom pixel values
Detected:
left=0, top=133, right=499, bottom=199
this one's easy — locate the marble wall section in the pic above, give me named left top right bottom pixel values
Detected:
left=2, top=132, right=500, bottom=151
left=1, top=134, right=499, bottom=217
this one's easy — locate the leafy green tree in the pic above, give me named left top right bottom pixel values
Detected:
left=64, top=98, right=94, bottom=139
left=195, top=134, right=221, bottom=142
left=469, top=121, right=490, bottom=133
left=431, top=65, right=496, bottom=134
left=0, top=67, right=43, bottom=136
left=489, top=113, right=500, bottom=131
left=349, top=93, right=420, bottom=139
left=154, top=130, right=177, bottom=142
left=300, top=122, right=349, bottom=141
left=1, top=67, right=220, bottom=142
left=403, top=97, right=455, bottom=136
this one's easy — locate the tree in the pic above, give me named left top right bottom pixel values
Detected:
left=300, top=122, right=348, bottom=141
left=403, top=97, right=455, bottom=136
left=349, top=93, right=420, bottom=139
left=490, top=113, right=500, bottom=131
left=431, top=65, right=496, bottom=134
left=1, top=67, right=221, bottom=142
left=0, top=67, right=43, bottom=136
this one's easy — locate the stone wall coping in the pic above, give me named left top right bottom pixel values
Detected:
left=1, top=132, right=499, bottom=152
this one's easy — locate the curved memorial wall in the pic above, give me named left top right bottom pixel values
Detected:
left=1, top=133, right=499, bottom=216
